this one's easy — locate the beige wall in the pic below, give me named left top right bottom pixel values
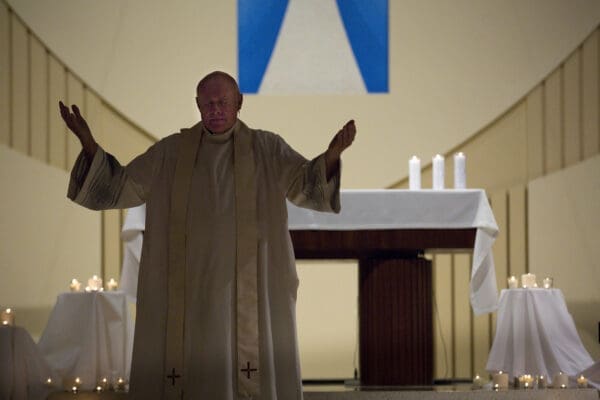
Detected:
left=0, top=3, right=155, bottom=339
left=6, top=0, right=600, bottom=189
left=0, top=145, right=101, bottom=340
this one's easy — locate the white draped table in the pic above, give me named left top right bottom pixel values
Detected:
left=37, top=291, right=134, bottom=390
left=486, top=288, right=594, bottom=381
left=0, top=326, right=55, bottom=400
left=287, top=189, right=499, bottom=314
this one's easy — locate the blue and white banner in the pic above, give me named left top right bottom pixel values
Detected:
left=238, top=0, right=388, bottom=94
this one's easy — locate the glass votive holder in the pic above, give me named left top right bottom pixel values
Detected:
left=542, top=277, right=553, bottom=289
left=472, top=374, right=484, bottom=389
left=577, top=374, right=588, bottom=388
left=537, top=375, right=547, bottom=389
left=507, top=276, right=518, bottom=289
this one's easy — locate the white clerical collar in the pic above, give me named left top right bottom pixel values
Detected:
left=204, top=120, right=238, bottom=143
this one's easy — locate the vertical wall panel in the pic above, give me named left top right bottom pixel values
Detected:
left=66, top=72, right=84, bottom=167
left=84, top=89, right=104, bottom=144
left=0, top=2, right=9, bottom=145
left=433, top=254, right=453, bottom=379
left=453, top=254, right=472, bottom=378
left=48, top=54, right=66, bottom=169
left=490, top=191, right=508, bottom=336
left=10, top=14, right=29, bottom=154
left=526, top=86, right=544, bottom=180
left=508, top=186, right=527, bottom=277
left=472, top=309, right=490, bottom=377
left=582, top=29, right=599, bottom=158
left=563, top=50, right=582, bottom=167
left=544, top=69, right=563, bottom=173
left=30, top=36, right=48, bottom=163
left=103, top=210, right=122, bottom=283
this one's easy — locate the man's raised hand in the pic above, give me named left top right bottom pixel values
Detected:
left=59, top=101, right=98, bottom=158
left=325, top=120, right=356, bottom=180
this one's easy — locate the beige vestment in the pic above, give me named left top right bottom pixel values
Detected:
left=68, top=120, right=340, bottom=399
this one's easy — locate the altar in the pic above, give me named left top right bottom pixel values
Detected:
left=287, top=189, right=499, bottom=385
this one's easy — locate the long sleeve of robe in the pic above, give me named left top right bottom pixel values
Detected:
left=67, top=120, right=340, bottom=400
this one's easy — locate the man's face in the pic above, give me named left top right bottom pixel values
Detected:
left=196, top=76, right=242, bottom=134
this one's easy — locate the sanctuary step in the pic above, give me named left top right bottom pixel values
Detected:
left=45, top=388, right=599, bottom=400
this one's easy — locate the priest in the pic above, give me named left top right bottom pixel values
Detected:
left=59, top=71, right=356, bottom=400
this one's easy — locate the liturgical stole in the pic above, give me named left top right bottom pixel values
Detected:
left=164, top=122, right=260, bottom=399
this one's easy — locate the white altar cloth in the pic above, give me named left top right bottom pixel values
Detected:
left=287, top=189, right=499, bottom=314
left=0, top=326, right=55, bottom=400
left=486, top=288, right=594, bottom=381
left=37, top=291, right=134, bottom=390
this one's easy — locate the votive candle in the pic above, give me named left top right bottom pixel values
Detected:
left=507, top=275, right=518, bottom=289
left=1, top=308, right=14, bottom=326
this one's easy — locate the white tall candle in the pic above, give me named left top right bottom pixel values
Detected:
left=454, top=152, right=466, bottom=189
left=432, top=154, right=445, bottom=190
left=409, top=156, right=421, bottom=190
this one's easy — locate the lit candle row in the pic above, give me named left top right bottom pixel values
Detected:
left=1, top=308, right=14, bottom=326
left=408, top=152, right=467, bottom=190
left=507, top=274, right=553, bottom=289
left=485, top=371, right=588, bottom=389
left=69, top=276, right=119, bottom=292
left=45, top=376, right=127, bottom=392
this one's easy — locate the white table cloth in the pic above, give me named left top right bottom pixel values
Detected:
left=37, top=291, right=134, bottom=390
left=287, top=189, right=499, bottom=314
left=486, top=288, right=594, bottom=381
left=120, top=204, right=145, bottom=301
left=0, top=326, right=55, bottom=400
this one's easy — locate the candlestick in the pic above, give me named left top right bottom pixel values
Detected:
left=453, top=152, right=466, bottom=189
left=69, top=278, right=82, bottom=292
left=577, top=374, right=588, bottom=388
left=409, top=156, right=421, bottom=190
left=432, top=154, right=445, bottom=190
left=521, top=273, right=536, bottom=288
left=1, top=308, right=14, bottom=326
left=553, top=372, right=569, bottom=388
left=507, top=275, right=518, bottom=289
left=492, top=371, right=508, bottom=390
left=542, top=277, right=553, bottom=289
left=107, top=278, right=118, bottom=291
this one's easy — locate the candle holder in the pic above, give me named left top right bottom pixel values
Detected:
left=87, top=275, right=103, bottom=291
left=492, top=371, right=508, bottom=390
left=1, top=308, right=15, bottom=326
left=472, top=374, right=484, bottom=389
left=69, top=278, right=82, bottom=292
left=521, top=273, right=536, bottom=288
left=107, top=278, right=118, bottom=291
left=553, top=372, right=569, bottom=388
left=542, top=277, right=553, bottom=289
left=115, top=377, right=127, bottom=392
left=517, top=374, right=534, bottom=389
left=537, top=375, right=547, bottom=389
left=96, top=377, right=109, bottom=391
left=507, top=276, right=518, bottom=289
left=577, top=374, right=588, bottom=388
left=66, top=377, right=82, bottom=393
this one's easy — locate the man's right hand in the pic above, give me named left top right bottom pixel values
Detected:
left=59, top=101, right=98, bottom=158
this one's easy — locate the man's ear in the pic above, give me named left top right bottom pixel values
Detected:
left=238, top=93, right=244, bottom=111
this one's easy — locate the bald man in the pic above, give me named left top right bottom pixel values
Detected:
left=61, top=71, right=356, bottom=400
